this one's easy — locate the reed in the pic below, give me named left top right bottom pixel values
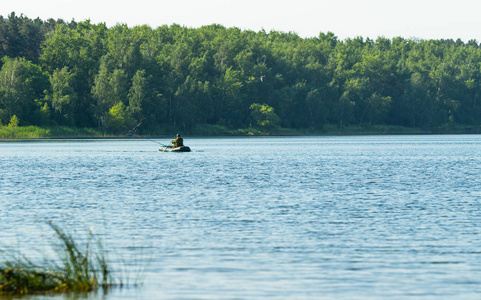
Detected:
left=0, top=222, right=122, bottom=295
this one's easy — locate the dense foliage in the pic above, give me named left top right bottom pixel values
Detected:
left=2, top=12, right=481, bottom=134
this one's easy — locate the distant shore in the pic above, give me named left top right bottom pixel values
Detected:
left=1, top=124, right=480, bottom=140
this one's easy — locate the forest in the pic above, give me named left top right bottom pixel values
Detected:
left=2, top=12, right=481, bottom=136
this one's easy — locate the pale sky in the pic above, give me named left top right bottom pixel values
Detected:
left=3, top=0, right=481, bottom=42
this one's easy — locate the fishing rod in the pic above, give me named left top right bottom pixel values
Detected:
left=131, top=133, right=167, bottom=146
left=127, top=117, right=145, bottom=136
left=127, top=118, right=169, bottom=146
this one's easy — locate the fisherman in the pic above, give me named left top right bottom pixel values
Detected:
left=171, top=134, right=184, bottom=148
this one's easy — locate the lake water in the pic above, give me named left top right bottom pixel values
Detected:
left=1, top=135, right=481, bottom=299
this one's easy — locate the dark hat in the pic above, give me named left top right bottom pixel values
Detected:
left=176, top=134, right=180, bottom=137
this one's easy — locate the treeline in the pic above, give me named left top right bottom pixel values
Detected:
left=2, top=12, right=481, bottom=134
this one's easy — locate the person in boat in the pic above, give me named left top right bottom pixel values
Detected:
left=171, top=134, right=184, bottom=148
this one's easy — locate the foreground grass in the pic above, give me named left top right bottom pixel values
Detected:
left=0, top=222, right=124, bottom=295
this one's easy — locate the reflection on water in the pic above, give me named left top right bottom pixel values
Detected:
left=1, top=135, right=481, bottom=299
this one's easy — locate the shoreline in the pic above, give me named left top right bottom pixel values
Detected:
left=1, top=130, right=480, bottom=140
left=1, top=123, right=480, bottom=140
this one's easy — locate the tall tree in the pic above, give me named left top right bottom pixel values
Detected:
left=128, top=69, right=147, bottom=121
left=0, top=57, right=48, bottom=124
left=47, top=67, right=77, bottom=124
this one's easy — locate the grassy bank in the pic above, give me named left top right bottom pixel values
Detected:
left=190, top=124, right=481, bottom=136
left=0, top=125, right=103, bottom=139
left=1, top=124, right=480, bottom=139
left=0, top=222, right=127, bottom=295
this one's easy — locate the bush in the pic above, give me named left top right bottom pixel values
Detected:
left=7, top=115, right=19, bottom=129
left=249, top=103, right=280, bottom=132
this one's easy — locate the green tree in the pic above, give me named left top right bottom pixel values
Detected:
left=91, top=62, right=112, bottom=127
left=109, top=69, right=128, bottom=104
left=47, top=67, right=77, bottom=124
left=214, top=67, right=243, bottom=126
left=105, top=101, right=133, bottom=134
left=0, top=57, right=48, bottom=124
left=7, top=114, right=19, bottom=128
left=249, top=103, right=280, bottom=131
left=40, top=21, right=106, bottom=127
left=92, top=65, right=128, bottom=130
left=128, top=69, right=147, bottom=121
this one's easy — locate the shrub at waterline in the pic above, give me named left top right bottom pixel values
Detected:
left=0, top=222, right=125, bottom=295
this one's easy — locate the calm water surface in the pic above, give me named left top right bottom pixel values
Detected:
left=1, top=135, right=481, bottom=299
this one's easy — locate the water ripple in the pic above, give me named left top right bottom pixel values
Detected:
left=1, top=136, right=481, bottom=299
